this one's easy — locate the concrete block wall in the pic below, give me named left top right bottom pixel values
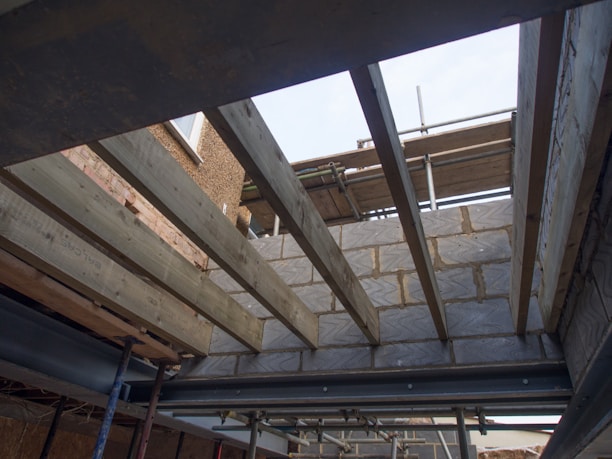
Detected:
left=557, top=154, right=611, bottom=388
left=189, top=198, right=562, bottom=379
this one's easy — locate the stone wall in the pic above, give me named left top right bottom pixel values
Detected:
left=186, top=199, right=562, bottom=379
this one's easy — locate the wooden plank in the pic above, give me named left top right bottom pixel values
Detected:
left=1, top=153, right=263, bottom=352
left=510, top=13, right=565, bottom=333
left=0, top=249, right=180, bottom=363
left=1, top=0, right=592, bottom=165
left=205, top=100, right=380, bottom=344
left=90, top=130, right=319, bottom=349
left=290, top=120, right=511, bottom=171
left=538, top=1, right=612, bottom=331
left=0, top=184, right=212, bottom=356
left=351, top=63, right=447, bottom=339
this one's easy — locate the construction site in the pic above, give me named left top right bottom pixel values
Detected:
left=0, top=1, right=610, bottom=458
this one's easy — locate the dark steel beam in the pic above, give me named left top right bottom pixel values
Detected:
left=542, top=329, right=612, bottom=459
left=128, top=364, right=572, bottom=411
left=0, top=0, right=597, bottom=165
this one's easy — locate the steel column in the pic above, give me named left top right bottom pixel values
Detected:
left=39, top=395, right=67, bottom=459
left=92, top=337, right=135, bottom=459
left=248, top=416, right=259, bottom=459
left=174, top=431, right=185, bottom=459
left=136, top=362, right=167, bottom=459
left=456, top=409, right=470, bottom=459
left=126, top=420, right=143, bottom=459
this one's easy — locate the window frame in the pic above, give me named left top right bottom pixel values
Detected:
left=164, top=112, right=205, bottom=164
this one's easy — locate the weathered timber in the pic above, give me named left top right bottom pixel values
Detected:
left=205, top=100, right=380, bottom=344
left=511, top=13, right=565, bottom=333
left=90, top=130, right=319, bottom=349
left=2, top=153, right=264, bottom=352
left=0, top=248, right=179, bottom=362
left=538, top=1, right=612, bottom=331
left=351, top=63, right=447, bottom=339
left=0, top=184, right=212, bottom=355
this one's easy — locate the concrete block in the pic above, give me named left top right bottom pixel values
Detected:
left=436, top=444, right=478, bottom=459
left=343, top=248, right=376, bottom=277
left=319, top=313, right=370, bottom=346
left=591, top=228, right=612, bottom=320
left=293, top=283, right=334, bottom=313
left=360, top=275, right=402, bottom=307
left=341, top=218, right=403, bottom=250
left=380, top=306, right=439, bottom=342
left=238, top=352, right=300, bottom=375
left=563, top=320, right=588, bottom=386
left=421, top=206, right=463, bottom=237
left=446, top=298, right=514, bottom=337
left=379, top=241, right=434, bottom=274
left=230, top=292, right=272, bottom=318
left=453, top=335, right=542, bottom=365
left=374, top=341, right=451, bottom=369
left=262, top=319, right=309, bottom=351
left=282, top=234, right=304, bottom=258
left=437, top=230, right=511, bottom=265
left=209, top=327, right=250, bottom=353
left=249, top=234, right=283, bottom=260
left=404, top=267, right=476, bottom=304
left=404, top=445, right=436, bottom=459
left=573, top=278, right=608, bottom=360
left=284, top=227, right=341, bottom=259
left=179, top=355, right=237, bottom=378
left=302, top=347, right=371, bottom=372
left=468, top=198, right=513, bottom=230
left=526, top=296, right=545, bottom=331
left=482, top=262, right=510, bottom=296
left=379, top=243, right=415, bottom=273
left=542, top=333, right=565, bottom=360
left=270, top=257, right=313, bottom=285
left=209, top=269, right=243, bottom=293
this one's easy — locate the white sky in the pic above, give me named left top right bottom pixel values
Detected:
left=253, top=25, right=519, bottom=163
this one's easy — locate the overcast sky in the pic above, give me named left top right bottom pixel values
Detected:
left=253, top=25, right=519, bottom=163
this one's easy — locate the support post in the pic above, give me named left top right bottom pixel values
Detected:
left=92, top=338, right=135, bottom=459
left=126, top=420, right=143, bottom=459
left=456, top=409, right=470, bottom=459
left=213, top=440, right=223, bottom=459
left=248, top=415, right=259, bottom=459
left=175, top=431, right=185, bottom=459
left=416, top=86, right=428, bottom=135
left=39, top=395, right=67, bottom=459
left=390, top=436, right=398, bottom=459
left=136, top=362, right=167, bottom=459
left=424, top=154, right=437, bottom=210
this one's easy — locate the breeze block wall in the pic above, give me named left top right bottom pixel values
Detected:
left=186, top=198, right=563, bottom=379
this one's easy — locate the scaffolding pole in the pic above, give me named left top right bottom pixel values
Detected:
left=92, top=337, right=135, bottom=459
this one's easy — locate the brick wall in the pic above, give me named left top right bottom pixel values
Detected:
left=186, top=199, right=562, bottom=379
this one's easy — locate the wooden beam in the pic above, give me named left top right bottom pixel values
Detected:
left=538, top=1, right=612, bottom=331
left=2, top=153, right=264, bottom=352
left=89, top=130, right=319, bottom=349
left=0, top=1, right=596, bottom=165
left=288, top=120, right=511, bottom=172
left=0, top=248, right=180, bottom=363
left=510, top=13, right=565, bottom=333
left=205, top=100, right=380, bottom=345
left=350, top=63, right=447, bottom=339
left=0, top=184, right=212, bottom=355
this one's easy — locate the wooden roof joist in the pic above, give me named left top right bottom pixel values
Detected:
left=89, top=130, right=319, bottom=349
left=0, top=184, right=212, bottom=356
left=351, top=63, right=447, bottom=340
left=511, top=13, right=565, bottom=333
left=1, top=153, right=264, bottom=353
left=0, top=249, right=180, bottom=363
left=205, top=100, right=381, bottom=345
